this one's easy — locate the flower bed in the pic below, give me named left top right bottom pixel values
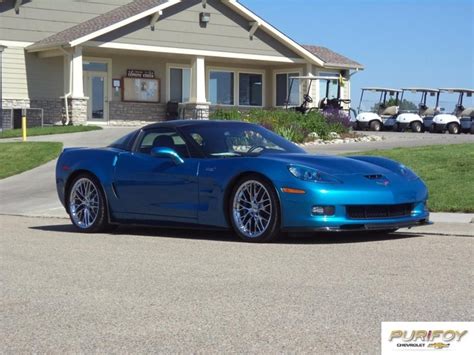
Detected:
left=209, top=108, right=351, bottom=144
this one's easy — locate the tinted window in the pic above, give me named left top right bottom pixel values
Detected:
left=181, top=123, right=305, bottom=157
left=137, top=129, right=190, bottom=158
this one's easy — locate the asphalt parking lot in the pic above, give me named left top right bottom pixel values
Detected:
left=1, top=128, right=473, bottom=353
left=1, top=215, right=472, bottom=353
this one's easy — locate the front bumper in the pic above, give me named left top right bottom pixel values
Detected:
left=277, top=178, right=430, bottom=232
left=283, top=218, right=432, bottom=232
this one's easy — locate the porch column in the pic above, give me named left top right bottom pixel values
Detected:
left=71, top=46, right=84, bottom=98
left=186, top=56, right=209, bottom=119
left=306, top=63, right=317, bottom=108
left=67, top=46, right=88, bottom=125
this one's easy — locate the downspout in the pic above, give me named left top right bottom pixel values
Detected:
left=59, top=47, right=72, bottom=125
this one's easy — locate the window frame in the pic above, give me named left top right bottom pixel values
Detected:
left=133, top=127, right=192, bottom=159
left=273, top=69, right=303, bottom=108
left=207, top=66, right=266, bottom=108
left=166, top=63, right=192, bottom=103
left=317, top=71, right=341, bottom=102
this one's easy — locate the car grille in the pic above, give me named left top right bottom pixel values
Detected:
left=346, top=204, right=413, bottom=219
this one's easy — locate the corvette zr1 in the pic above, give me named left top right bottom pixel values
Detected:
left=56, top=120, right=430, bottom=242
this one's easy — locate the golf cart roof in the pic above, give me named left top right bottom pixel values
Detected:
left=361, top=87, right=402, bottom=93
left=288, top=75, right=341, bottom=81
left=402, top=88, right=439, bottom=93
left=439, top=88, right=474, bottom=94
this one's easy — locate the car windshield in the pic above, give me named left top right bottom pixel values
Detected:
left=180, top=122, right=305, bottom=157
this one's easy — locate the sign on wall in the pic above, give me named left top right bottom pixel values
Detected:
left=126, top=69, right=155, bottom=79
left=122, top=69, right=159, bottom=103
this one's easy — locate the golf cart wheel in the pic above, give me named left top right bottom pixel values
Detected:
left=369, top=120, right=381, bottom=131
left=411, top=121, right=423, bottom=133
left=353, top=122, right=361, bottom=131
left=448, top=123, right=460, bottom=134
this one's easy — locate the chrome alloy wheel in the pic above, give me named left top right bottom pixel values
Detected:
left=232, top=180, right=273, bottom=238
left=69, top=178, right=100, bottom=229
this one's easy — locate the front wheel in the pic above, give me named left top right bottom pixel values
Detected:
left=448, top=122, right=460, bottom=134
left=230, top=175, right=281, bottom=243
left=68, top=174, right=109, bottom=233
left=411, top=121, right=423, bottom=133
left=369, top=120, right=381, bottom=131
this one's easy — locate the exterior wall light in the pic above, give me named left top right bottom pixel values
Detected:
left=200, top=12, right=211, bottom=24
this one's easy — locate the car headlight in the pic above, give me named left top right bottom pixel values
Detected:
left=399, top=164, right=419, bottom=181
left=288, top=165, right=341, bottom=184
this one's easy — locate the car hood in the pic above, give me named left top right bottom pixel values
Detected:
left=264, top=153, right=397, bottom=176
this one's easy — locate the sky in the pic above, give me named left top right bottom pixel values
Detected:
left=240, top=0, right=474, bottom=104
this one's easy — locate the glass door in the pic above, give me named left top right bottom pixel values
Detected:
left=84, top=71, right=108, bottom=121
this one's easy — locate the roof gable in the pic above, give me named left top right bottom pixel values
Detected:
left=26, top=0, right=363, bottom=70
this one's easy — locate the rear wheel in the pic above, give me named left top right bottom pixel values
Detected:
left=411, top=121, right=423, bottom=133
left=448, top=122, right=460, bottom=134
left=369, top=120, right=381, bottom=131
left=67, top=174, right=109, bottom=233
left=230, top=175, right=281, bottom=243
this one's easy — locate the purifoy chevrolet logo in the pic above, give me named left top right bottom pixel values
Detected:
left=389, top=329, right=468, bottom=349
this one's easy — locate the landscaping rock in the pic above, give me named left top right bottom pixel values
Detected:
left=328, top=132, right=340, bottom=139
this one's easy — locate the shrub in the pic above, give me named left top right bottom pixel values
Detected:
left=210, top=108, right=349, bottom=143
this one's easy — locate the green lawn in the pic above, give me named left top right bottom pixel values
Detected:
left=0, top=142, right=63, bottom=179
left=0, top=125, right=102, bottom=139
left=352, top=144, right=474, bottom=213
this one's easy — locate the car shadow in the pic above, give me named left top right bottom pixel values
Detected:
left=29, top=224, right=424, bottom=244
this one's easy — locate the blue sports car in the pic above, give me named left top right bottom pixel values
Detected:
left=56, top=120, right=430, bottom=242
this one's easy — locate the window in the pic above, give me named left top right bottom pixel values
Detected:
left=239, top=73, right=263, bottom=106
left=137, top=129, right=190, bottom=158
left=169, top=67, right=191, bottom=103
left=319, top=72, right=340, bottom=100
left=209, top=71, right=234, bottom=105
left=276, top=72, right=300, bottom=106
left=83, top=62, right=107, bottom=72
left=181, top=123, right=305, bottom=158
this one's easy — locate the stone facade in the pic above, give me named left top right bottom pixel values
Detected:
left=68, top=97, right=88, bottom=125
left=184, top=103, right=210, bottom=120
left=2, top=98, right=31, bottom=109
left=30, top=99, right=63, bottom=125
left=110, top=101, right=167, bottom=122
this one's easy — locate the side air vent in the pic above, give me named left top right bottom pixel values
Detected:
left=365, top=174, right=385, bottom=180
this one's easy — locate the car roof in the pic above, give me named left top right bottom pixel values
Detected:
left=361, top=87, right=402, bottom=93
left=142, top=120, right=253, bottom=130
left=439, top=88, right=474, bottom=94
left=402, top=88, right=439, bottom=93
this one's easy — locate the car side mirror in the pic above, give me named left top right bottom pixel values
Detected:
left=151, top=147, right=184, bottom=165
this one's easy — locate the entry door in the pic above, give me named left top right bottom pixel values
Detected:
left=84, top=71, right=108, bottom=121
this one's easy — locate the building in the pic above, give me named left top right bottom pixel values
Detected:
left=0, top=0, right=363, bottom=127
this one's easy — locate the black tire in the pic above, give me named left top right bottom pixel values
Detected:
left=66, top=173, right=109, bottom=233
left=353, top=121, right=361, bottom=131
left=229, top=174, right=281, bottom=243
left=411, top=121, right=423, bottom=133
left=369, top=120, right=381, bottom=131
left=448, top=122, right=460, bottom=134
left=393, top=123, right=400, bottom=132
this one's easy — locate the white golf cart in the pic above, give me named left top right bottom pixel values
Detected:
left=286, top=75, right=352, bottom=115
left=431, top=88, right=474, bottom=134
left=395, top=88, right=440, bottom=133
left=351, top=87, right=402, bottom=131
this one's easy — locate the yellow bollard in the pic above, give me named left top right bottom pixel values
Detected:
left=22, top=115, right=27, bottom=142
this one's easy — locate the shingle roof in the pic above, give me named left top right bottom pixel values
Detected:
left=302, top=45, right=363, bottom=69
left=27, top=0, right=170, bottom=51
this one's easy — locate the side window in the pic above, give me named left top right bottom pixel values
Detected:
left=137, top=129, right=190, bottom=158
